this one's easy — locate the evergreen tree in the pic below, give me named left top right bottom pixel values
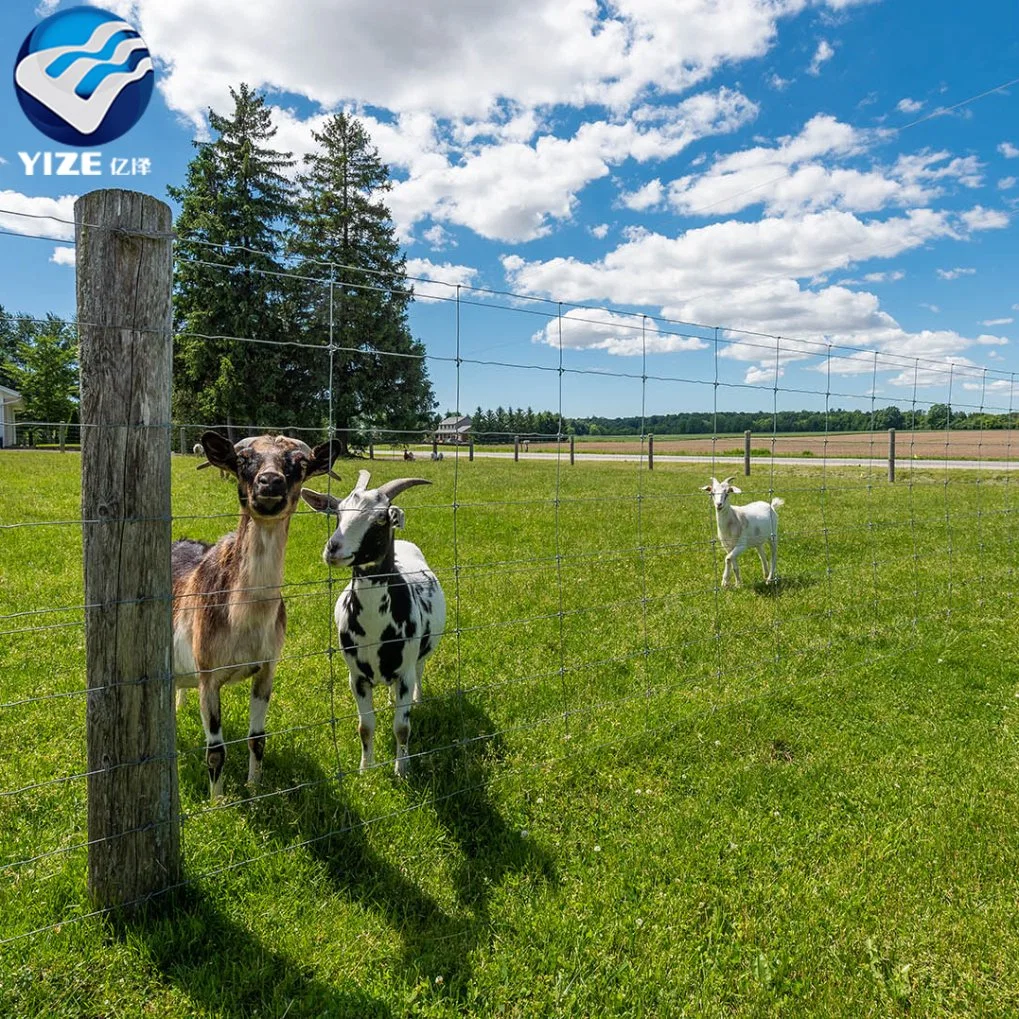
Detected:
left=289, top=112, right=435, bottom=450
left=169, top=84, right=317, bottom=438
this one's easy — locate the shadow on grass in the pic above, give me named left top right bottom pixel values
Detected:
left=751, top=573, right=818, bottom=597
left=118, top=890, right=389, bottom=1018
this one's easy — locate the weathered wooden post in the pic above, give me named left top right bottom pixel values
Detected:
left=648, top=433, right=654, bottom=471
left=514, top=435, right=520, bottom=461
left=179, top=426, right=186, bottom=455
left=469, top=437, right=474, bottom=461
left=432, top=438, right=438, bottom=458
left=369, top=440, right=374, bottom=460
left=744, top=429, right=752, bottom=476
left=76, top=189, right=180, bottom=911
left=569, top=434, right=575, bottom=465
left=888, top=427, right=896, bottom=483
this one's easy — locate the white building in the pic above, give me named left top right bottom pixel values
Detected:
left=435, top=414, right=471, bottom=444
left=0, top=384, right=23, bottom=449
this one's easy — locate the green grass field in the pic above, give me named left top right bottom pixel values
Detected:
left=3, top=449, right=1019, bottom=1017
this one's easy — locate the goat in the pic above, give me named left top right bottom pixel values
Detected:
left=193, top=442, right=204, bottom=456
left=403, top=449, right=416, bottom=461
left=302, top=470, right=445, bottom=778
left=173, top=430, right=337, bottom=798
left=700, top=476, right=785, bottom=588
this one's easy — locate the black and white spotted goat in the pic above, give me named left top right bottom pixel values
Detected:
left=302, top=470, right=446, bottom=777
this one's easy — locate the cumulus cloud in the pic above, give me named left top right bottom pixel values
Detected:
left=405, top=257, right=479, bottom=301
left=589, top=223, right=610, bottom=239
left=935, top=267, right=976, bottom=280
left=666, top=118, right=983, bottom=220
left=807, top=40, right=834, bottom=76
left=896, top=98, right=924, bottom=114
left=112, top=0, right=857, bottom=128
left=0, top=191, right=77, bottom=241
left=959, top=205, right=1009, bottom=231
left=999, top=177, right=1017, bottom=190
left=530, top=307, right=709, bottom=356
left=49, top=246, right=76, bottom=267
left=999, top=142, right=1019, bottom=159
left=619, top=179, right=665, bottom=211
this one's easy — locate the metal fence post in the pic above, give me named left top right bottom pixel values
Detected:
left=888, top=427, right=896, bottom=482
left=648, top=433, right=654, bottom=471
left=514, top=435, right=519, bottom=461
left=76, top=189, right=180, bottom=911
left=744, top=430, right=752, bottom=476
left=570, top=434, right=575, bottom=465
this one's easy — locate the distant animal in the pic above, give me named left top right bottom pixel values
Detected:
left=173, top=431, right=337, bottom=798
left=403, top=449, right=416, bottom=461
left=700, top=476, right=784, bottom=588
left=430, top=450, right=443, bottom=461
left=193, top=442, right=204, bottom=456
left=302, top=470, right=445, bottom=777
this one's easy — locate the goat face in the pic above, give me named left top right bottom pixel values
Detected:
left=302, top=471, right=430, bottom=569
left=200, top=431, right=337, bottom=521
left=700, top=476, right=742, bottom=511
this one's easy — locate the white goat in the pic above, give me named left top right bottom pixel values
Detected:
left=302, top=470, right=446, bottom=777
left=701, top=476, right=785, bottom=588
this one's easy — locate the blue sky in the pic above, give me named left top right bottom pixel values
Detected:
left=1, top=0, right=1017, bottom=421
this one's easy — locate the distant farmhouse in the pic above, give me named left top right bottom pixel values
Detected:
left=0, top=384, right=23, bottom=449
left=435, top=414, right=471, bottom=444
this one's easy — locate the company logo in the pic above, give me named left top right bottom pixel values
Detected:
left=14, top=5, right=154, bottom=147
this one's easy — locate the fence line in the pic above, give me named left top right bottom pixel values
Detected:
left=1, top=189, right=1017, bottom=949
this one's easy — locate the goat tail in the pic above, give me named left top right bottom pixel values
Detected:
left=771, top=497, right=785, bottom=509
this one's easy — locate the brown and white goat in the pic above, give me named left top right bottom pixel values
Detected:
left=172, top=430, right=337, bottom=798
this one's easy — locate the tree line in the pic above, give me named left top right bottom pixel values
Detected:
left=1, top=83, right=437, bottom=450
left=464, top=404, right=1013, bottom=440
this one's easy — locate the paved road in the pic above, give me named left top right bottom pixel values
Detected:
left=374, top=450, right=1019, bottom=472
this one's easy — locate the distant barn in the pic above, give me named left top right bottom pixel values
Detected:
left=435, top=414, right=471, bottom=444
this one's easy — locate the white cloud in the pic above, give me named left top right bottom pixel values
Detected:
left=387, top=87, right=757, bottom=241
left=959, top=205, right=1009, bottom=231
left=421, top=224, right=456, bottom=250
left=935, top=267, right=975, bottom=280
left=767, top=72, right=792, bottom=90
left=118, top=0, right=853, bottom=128
left=405, top=257, right=479, bottom=301
left=530, top=307, right=709, bottom=356
left=981, top=317, right=1014, bottom=326
left=49, top=246, right=76, bottom=267
left=0, top=191, right=77, bottom=241
left=619, top=179, right=665, bottom=211
left=864, top=270, right=905, bottom=282
left=919, top=303, right=941, bottom=313
left=896, top=98, right=924, bottom=114
left=999, top=142, right=1019, bottom=159
left=589, top=223, right=610, bottom=239
left=666, top=119, right=984, bottom=220
left=807, top=40, right=834, bottom=76
left=999, top=177, right=1018, bottom=190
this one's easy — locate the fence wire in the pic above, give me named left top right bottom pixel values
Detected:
left=1, top=206, right=1018, bottom=950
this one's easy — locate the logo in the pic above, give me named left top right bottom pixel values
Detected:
left=14, top=5, right=154, bottom=147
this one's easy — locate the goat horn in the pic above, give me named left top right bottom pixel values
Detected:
left=355, top=469, right=371, bottom=492
left=376, top=478, right=431, bottom=502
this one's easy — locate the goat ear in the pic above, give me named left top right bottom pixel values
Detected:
left=200, top=431, right=237, bottom=475
left=699, top=484, right=713, bottom=491
left=301, top=488, right=340, bottom=516
left=729, top=485, right=743, bottom=495
left=306, top=440, right=339, bottom=479
left=388, top=505, right=406, bottom=530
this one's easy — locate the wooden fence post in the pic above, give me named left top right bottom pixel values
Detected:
left=744, top=429, right=752, bottom=476
left=648, top=433, right=654, bottom=471
left=888, top=427, right=896, bottom=483
left=469, top=437, right=474, bottom=461
left=514, top=435, right=519, bottom=461
left=76, top=189, right=180, bottom=911
left=570, top=434, right=575, bottom=465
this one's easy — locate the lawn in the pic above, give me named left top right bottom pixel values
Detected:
left=2, top=449, right=1019, bottom=1016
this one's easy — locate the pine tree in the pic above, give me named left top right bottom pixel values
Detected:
left=169, top=84, right=320, bottom=438
left=289, top=112, right=435, bottom=450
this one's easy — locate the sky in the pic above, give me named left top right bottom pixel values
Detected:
left=1, top=0, right=1017, bottom=422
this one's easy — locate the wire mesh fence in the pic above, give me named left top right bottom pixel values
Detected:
left=1, top=193, right=1018, bottom=950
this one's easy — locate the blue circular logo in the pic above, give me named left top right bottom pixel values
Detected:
left=14, top=5, right=154, bottom=146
